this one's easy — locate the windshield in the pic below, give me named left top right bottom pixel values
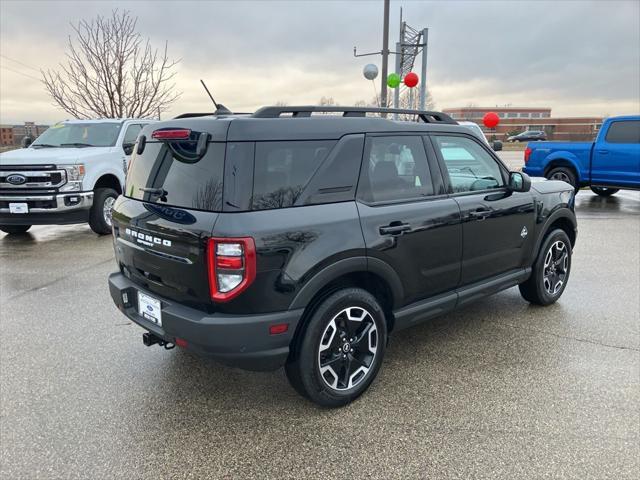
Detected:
left=32, top=123, right=122, bottom=148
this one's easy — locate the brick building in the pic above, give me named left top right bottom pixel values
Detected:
left=11, top=122, right=50, bottom=145
left=442, top=107, right=603, bottom=141
left=1, top=126, right=14, bottom=146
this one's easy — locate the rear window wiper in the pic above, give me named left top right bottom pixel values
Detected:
left=139, top=187, right=168, bottom=198
left=60, top=142, right=94, bottom=148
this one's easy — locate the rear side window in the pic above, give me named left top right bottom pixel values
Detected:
left=125, top=142, right=225, bottom=211
left=605, top=121, right=640, bottom=143
left=358, top=136, right=434, bottom=203
left=251, top=141, right=335, bottom=210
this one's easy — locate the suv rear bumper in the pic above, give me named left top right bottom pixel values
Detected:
left=0, top=192, right=93, bottom=225
left=108, top=272, right=303, bottom=371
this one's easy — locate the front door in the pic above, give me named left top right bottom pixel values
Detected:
left=357, top=134, right=462, bottom=307
left=430, top=133, right=536, bottom=286
left=591, top=119, right=640, bottom=188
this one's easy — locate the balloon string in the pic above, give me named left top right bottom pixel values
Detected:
left=372, top=80, right=380, bottom=108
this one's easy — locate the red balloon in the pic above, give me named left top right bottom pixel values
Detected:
left=404, top=72, right=419, bottom=88
left=483, top=112, right=500, bottom=128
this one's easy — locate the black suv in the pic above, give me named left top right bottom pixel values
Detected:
left=108, top=106, right=577, bottom=407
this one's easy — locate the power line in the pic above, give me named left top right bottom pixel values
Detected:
left=0, top=65, right=41, bottom=82
left=0, top=54, right=41, bottom=73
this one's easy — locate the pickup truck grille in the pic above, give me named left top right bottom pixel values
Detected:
left=0, top=164, right=66, bottom=192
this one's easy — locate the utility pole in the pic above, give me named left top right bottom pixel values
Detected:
left=419, top=28, right=429, bottom=110
left=380, top=0, right=390, bottom=109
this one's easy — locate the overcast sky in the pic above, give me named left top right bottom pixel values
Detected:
left=1, top=0, right=639, bottom=124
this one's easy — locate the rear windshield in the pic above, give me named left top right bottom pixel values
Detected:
left=126, top=142, right=225, bottom=211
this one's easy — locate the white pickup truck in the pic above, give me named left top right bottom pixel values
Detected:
left=0, top=119, right=152, bottom=235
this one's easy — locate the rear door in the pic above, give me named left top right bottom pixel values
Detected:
left=357, top=134, right=462, bottom=307
left=112, top=124, right=226, bottom=310
left=591, top=120, right=640, bottom=187
left=430, top=133, right=536, bottom=286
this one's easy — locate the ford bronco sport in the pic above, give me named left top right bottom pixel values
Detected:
left=108, top=106, right=577, bottom=407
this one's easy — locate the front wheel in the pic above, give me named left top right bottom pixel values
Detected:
left=89, top=188, right=118, bottom=235
left=0, top=225, right=31, bottom=234
left=591, top=186, right=619, bottom=197
left=519, top=229, right=572, bottom=306
left=285, top=288, right=387, bottom=407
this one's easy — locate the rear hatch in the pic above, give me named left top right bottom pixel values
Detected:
left=111, top=118, right=229, bottom=310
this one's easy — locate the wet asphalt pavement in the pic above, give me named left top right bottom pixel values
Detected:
left=1, top=162, right=639, bottom=478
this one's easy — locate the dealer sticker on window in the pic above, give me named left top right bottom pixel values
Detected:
left=138, top=292, right=162, bottom=326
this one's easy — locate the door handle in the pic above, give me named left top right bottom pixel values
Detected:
left=469, top=208, right=491, bottom=221
left=597, top=149, right=609, bottom=155
left=379, top=222, right=411, bottom=235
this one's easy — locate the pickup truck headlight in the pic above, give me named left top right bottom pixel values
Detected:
left=59, top=164, right=85, bottom=192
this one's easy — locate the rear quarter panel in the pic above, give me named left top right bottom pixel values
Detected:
left=524, top=141, right=593, bottom=184
left=211, top=202, right=366, bottom=315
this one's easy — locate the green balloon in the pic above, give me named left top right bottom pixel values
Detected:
left=387, top=73, right=401, bottom=88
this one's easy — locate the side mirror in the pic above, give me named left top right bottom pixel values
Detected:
left=123, top=142, right=134, bottom=155
left=492, top=140, right=503, bottom=151
left=508, top=171, right=531, bottom=193
left=21, top=136, right=33, bottom=148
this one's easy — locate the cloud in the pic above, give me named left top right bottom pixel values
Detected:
left=1, top=0, right=638, bottom=123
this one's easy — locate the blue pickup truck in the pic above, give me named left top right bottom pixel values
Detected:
left=523, top=115, right=639, bottom=196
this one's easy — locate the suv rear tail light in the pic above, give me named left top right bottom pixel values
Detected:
left=524, top=147, right=532, bottom=164
left=207, top=237, right=256, bottom=302
left=152, top=128, right=192, bottom=140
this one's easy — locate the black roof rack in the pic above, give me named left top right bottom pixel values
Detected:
left=252, top=106, right=457, bottom=124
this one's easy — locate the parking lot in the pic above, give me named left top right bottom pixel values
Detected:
left=1, top=152, right=638, bottom=479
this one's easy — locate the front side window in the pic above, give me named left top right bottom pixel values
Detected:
left=252, top=140, right=335, bottom=210
left=433, top=135, right=505, bottom=193
left=123, top=124, right=143, bottom=145
left=605, top=121, right=640, bottom=144
left=358, top=136, right=433, bottom=203
left=31, top=122, right=122, bottom=148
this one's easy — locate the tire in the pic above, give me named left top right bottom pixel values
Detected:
left=590, top=186, right=619, bottom=197
left=89, top=188, right=118, bottom=235
left=0, top=225, right=31, bottom=234
left=546, top=166, right=578, bottom=191
left=519, top=229, right=572, bottom=306
left=285, top=288, right=387, bottom=408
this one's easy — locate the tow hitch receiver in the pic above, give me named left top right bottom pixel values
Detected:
left=142, top=332, right=174, bottom=349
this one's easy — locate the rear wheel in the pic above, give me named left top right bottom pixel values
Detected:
left=519, top=229, right=572, bottom=306
left=590, top=186, right=619, bottom=197
left=89, top=188, right=118, bottom=235
left=546, top=166, right=578, bottom=191
left=285, top=288, right=387, bottom=407
left=0, top=225, right=31, bottom=234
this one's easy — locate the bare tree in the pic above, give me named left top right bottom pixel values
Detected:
left=42, top=10, right=181, bottom=119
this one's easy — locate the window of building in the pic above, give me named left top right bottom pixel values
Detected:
left=507, top=112, right=518, bottom=118
left=358, top=136, right=434, bottom=203
left=531, top=113, right=541, bottom=118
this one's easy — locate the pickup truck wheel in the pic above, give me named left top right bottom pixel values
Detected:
left=546, top=167, right=577, bottom=191
left=519, top=229, right=572, bottom=306
left=591, top=187, right=619, bottom=197
left=89, top=188, right=118, bottom=235
left=285, top=288, right=387, bottom=407
left=0, top=225, right=31, bottom=234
